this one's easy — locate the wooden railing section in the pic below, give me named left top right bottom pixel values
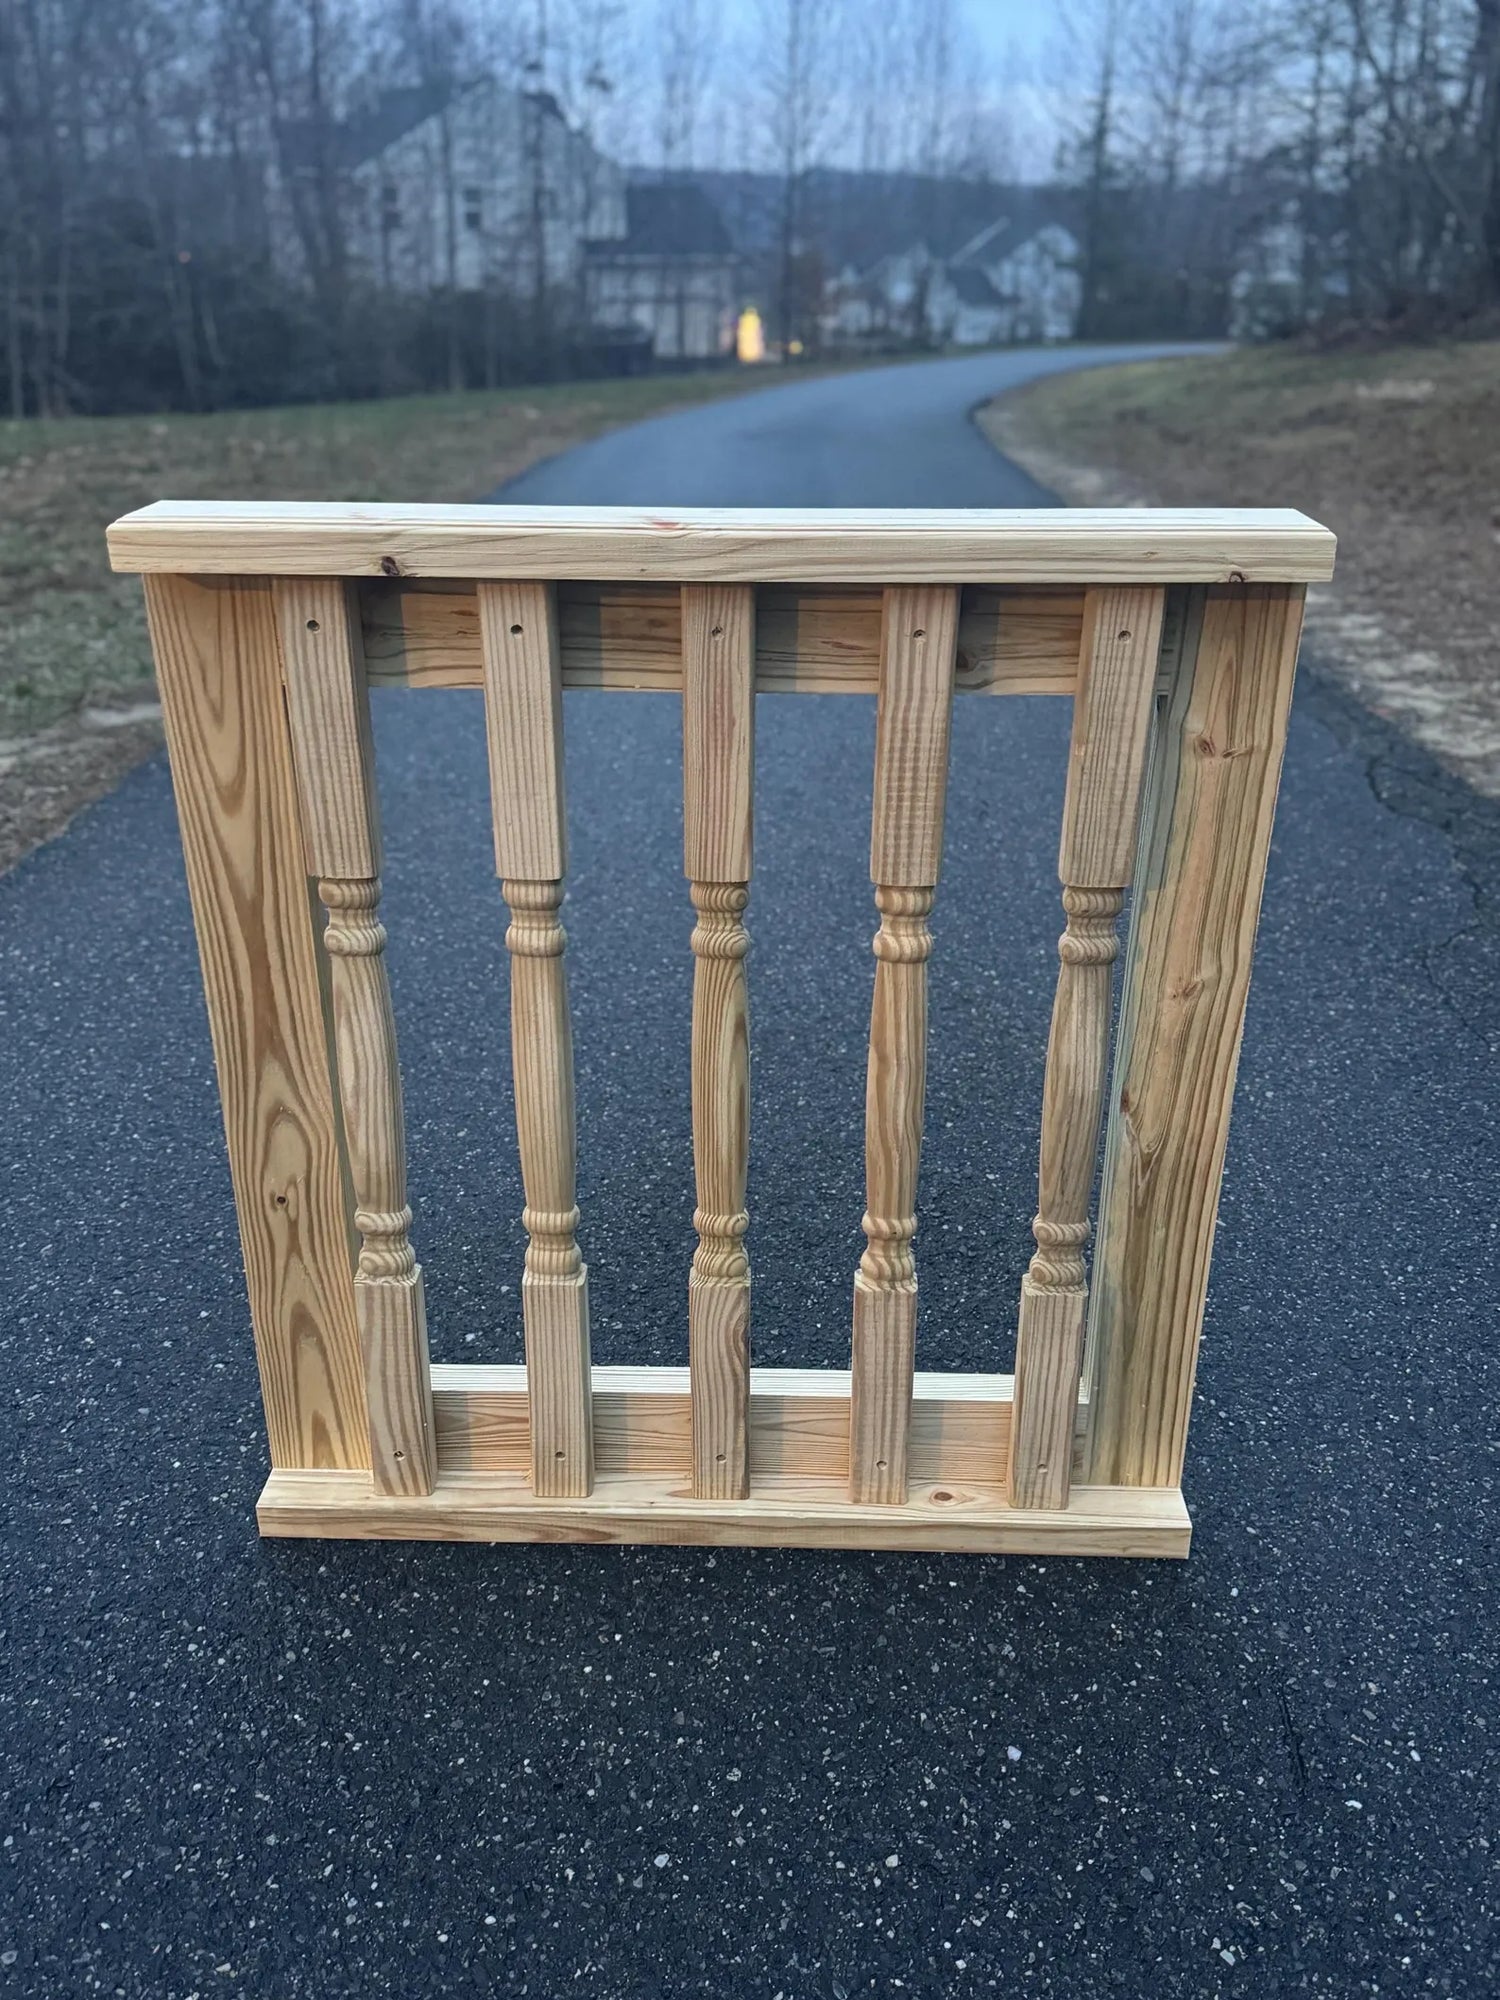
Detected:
left=112, top=503, right=1333, bottom=1557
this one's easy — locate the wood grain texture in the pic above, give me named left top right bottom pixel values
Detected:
left=1058, top=587, right=1168, bottom=885
left=143, top=574, right=366, bottom=1472
left=851, top=587, right=959, bottom=1503
left=259, top=1467, right=1191, bottom=1556
left=431, top=1364, right=1013, bottom=1484
left=359, top=579, right=1086, bottom=697
left=478, top=584, right=593, bottom=1496
left=109, top=501, right=1337, bottom=585
left=1085, top=584, right=1307, bottom=1487
left=1010, top=588, right=1165, bottom=1509
left=275, top=578, right=436, bottom=1496
left=682, top=584, right=755, bottom=1498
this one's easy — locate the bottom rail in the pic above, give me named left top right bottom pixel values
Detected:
left=258, top=1468, right=1190, bottom=1555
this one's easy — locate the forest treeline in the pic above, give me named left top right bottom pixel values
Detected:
left=2, top=0, right=1498, bottom=417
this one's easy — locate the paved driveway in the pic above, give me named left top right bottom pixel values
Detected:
left=2, top=350, right=1496, bottom=1997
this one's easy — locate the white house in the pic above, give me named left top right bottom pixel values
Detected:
left=822, top=216, right=1082, bottom=349
left=584, top=184, right=738, bottom=361
left=286, top=77, right=627, bottom=302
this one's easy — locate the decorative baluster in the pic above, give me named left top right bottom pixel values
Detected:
left=478, top=581, right=593, bottom=1498
left=681, top=584, right=756, bottom=1498
left=849, top=586, right=959, bottom=1504
left=1009, top=585, right=1166, bottom=1509
left=274, top=578, right=436, bottom=1496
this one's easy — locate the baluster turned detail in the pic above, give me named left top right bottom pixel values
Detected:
left=274, top=578, right=436, bottom=1496
left=1009, top=586, right=1166, bottom=1510
left=850, top=586, right=959, bottom=1505
left=478, top=581, right=593, bottom=1498
left=682, top=584, right=755, bottom=1498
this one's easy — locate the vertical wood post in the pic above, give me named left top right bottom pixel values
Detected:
left=1008, top=586, right=1165, bottom=1509
left=478, top=581, right=593, bottom=1498
left=1085, top=583, right=1307, bottom=1489
left=849, top=585, right=959, bottom=1504
left=276, top=578, right=436, bottom=1495
left=144, top=575, right=368, bottom=1473
left=682, top=584, right=756, bottom=1499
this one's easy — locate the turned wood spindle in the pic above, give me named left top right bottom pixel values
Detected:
left=681, top=584, right=756, bottom=1498
left=849, top=585, right=959, bottom=1505
left=1008, top=585, right=1166, bottom=1510
left=274, top=578, right=436, bottom=1496
left=478, top=581, right=593, bottom=1498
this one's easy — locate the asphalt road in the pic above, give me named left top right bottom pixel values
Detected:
left=2, top=350, right=1497, bottom=1999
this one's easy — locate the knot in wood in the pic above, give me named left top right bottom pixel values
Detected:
left=859, top=1211, right=918, bottom=1287
left=354, top=1205, right=416, bottom=1280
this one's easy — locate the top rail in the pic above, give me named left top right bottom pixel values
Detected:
left=106, top=503, right=1337, bottom=585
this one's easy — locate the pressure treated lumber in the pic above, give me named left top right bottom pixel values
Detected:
left=358, top=579, right=1086, bottom=696
left=143, top=575, right=367, bottom=1471
left=431, top=1363, right=1014, bottom=1485
left=1085, top=584, right=1307, bottom=1487
left=275, top=577, right=436, bottom=1495
left=850, top=585, right=959, bottom=1504
left=259, top=1466, right=1189, bottom=1554
left=108, top=501, right=1338, bottom=584
left=478, top=580, right=593, bottom=1498
left=1008, top=586, right=1165, bottom=1510
left=681, top=583, right=755, bottom=1498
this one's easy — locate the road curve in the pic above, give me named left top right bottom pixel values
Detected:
left=492, top=344, right=1216, bottom=507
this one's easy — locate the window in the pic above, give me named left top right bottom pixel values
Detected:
left=380, top=182, right=400, bottom=233
left=463, top=186, right=484, bottom=233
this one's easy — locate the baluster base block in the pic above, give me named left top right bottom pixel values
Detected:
left=358, top=1271, right=436, bottom=1496
left=849, top=1281, right=917, bottom=1504
left=1008, top=1279, right=1086, bottom=1510
left=688, top=1274, right=751, bottom=1498
left=523, top=1269, right=594, bottom=1497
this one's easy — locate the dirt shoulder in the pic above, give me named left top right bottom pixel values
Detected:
left=0, top=366, right=815, bottom=872
left=980, top=343, right=1500, bottom=799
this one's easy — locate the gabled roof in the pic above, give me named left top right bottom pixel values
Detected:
left=591, top=184, right=734, bottom=258
left=944, top=265, right=1004, bottom=307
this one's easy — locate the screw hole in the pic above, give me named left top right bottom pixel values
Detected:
left=711, top=625, right=723, bottom=637
left=554, top=1448, right=565, bottom=1459
left=876, top=1457, right=888, bottom=1469
left=715, top=1452, right=726, bottom=1463
left=305, top=619, right=320, bottom=632
left=1118, top=628, right=1131, bottom=641
left=510, top=623, right=523, bottom=635
left=393, top=1449, right=404, bottom=1460
left=273, top=1194, right=287, bottom=1207
left=912, top=628, right=926, bottom=639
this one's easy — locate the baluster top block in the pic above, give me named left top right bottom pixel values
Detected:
left=108, top=503, right=1336, bottom=585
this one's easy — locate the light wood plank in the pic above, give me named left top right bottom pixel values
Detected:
left=1086, top=584, right=1307, bottom=1487
left=431, top=1364, right=1013, bottom=1484
left=275, top=578, right=436, bottom=1495
left=358, top=579, right=1087, bottom=697
left=108, top=501, right=1338, bottom=585
left=1010, top=587, right=1165, bottom=1509
left=477, top=581, right=592, bottom=1497
left=259, top=1466, right=1191, bottom=1556
left=850, top=586, right=960, bottom=1503
left=682, top=583, right=755, bottom=1498
left=143, top=575, right=366, bottom=1472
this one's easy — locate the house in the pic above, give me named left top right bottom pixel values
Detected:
left=584, top=184, right=739, bottom=361
left=822, top=215, right=1082, bottom=350
left=283, top=77, right=626, bottom=301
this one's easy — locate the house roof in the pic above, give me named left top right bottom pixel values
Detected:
left=286, top=76, right=566, bottom=173
left=945, top=265, right=1004, bottom=307
left=594, top=184, right=734, bottom=258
